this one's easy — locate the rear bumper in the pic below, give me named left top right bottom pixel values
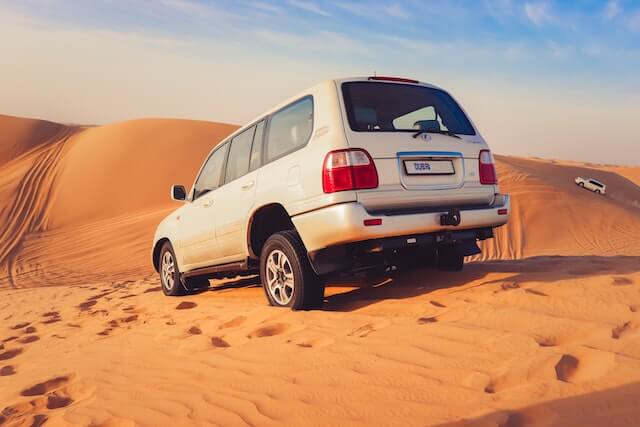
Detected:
left=291, top=194, right=510, bottom=253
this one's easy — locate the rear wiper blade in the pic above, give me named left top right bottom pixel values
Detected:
left=412, top=129, right=461, bottom=139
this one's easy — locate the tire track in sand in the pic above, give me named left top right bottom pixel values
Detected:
left=0, top=127, right=77, bottom=288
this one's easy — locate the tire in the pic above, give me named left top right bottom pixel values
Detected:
left=159, top=242, right=187, bottom=296
left=260, top=230, right=324, bottom=310
left=579, top=182, right=585, bottom=188
left=595, top=189, right=601, bottom=195
left=436, top=245, right=464, bottom=272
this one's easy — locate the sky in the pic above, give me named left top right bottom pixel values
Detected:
left=0, top=0, right=639, bottom=165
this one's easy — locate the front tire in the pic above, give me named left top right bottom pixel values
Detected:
left=260, top=231, right=324, bottom=310
left=159, top=242, right=187, bottom=296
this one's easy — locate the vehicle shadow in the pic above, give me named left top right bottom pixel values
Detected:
left=322, top=255, right=640, bottom=312
left=432, top=381, right=640, bottom=427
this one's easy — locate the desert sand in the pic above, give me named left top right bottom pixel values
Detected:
left=1, top=113, right=639, bottom=427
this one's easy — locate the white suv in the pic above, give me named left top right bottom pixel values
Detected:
left=575, top=177, right=606, bottom=194
left=152, top=76, right=510, bottom=309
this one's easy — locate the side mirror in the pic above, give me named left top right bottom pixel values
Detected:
left=171, top=184, right=187, bottom=201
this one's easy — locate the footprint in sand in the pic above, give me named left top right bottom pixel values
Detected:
left=0, top=365, right=16, bottom=376
left=18, top=335, right=40, bottom=344
left=211, top=337, right=231, bottom=347
left=499, top=281, right=520, bottom=291
left=47, top=394, right=73, bottom=409
left=612, top=276, right=633, bottom=286
left=219, top=316, right=246, bottom=329
left=0, top=348, right=23, bottom=361
left=175, top=301, right=197, bottom=310
left=430, top=300, right=446, bottom=308
left=417, top=316, right=438, bottom=324
left=187, top=326, right=202, bottom=335
left=290, top=336, right=334, bottom=348
left=21, top=375, right=71, bottom=396
left=10, top=322, right=31, bottom=330
left=533, top=336, right=558, bottom=347
left=2, top=377, right=78, bottom=427
left=348, top=321, right=389, bottom=338
left=25, top=326, right=37, bottom=334
left=99, top=314, right=140, bottom=337
left=247, top=323, right=289, bottom=339
left=555, top=354, right=579, bottom=382
left=612, top=321, right=633, bottom=339
left=78, top=300, right=98, bottom=311
left=41, top=311, right=62, bottom=324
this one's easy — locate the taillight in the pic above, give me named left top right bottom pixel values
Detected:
left=479, top=150, right=497, bottom=185
left=323, top=149, right=378, bottom=193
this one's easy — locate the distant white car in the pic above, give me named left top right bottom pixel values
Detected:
left=575, top=177, right=606, bottom=194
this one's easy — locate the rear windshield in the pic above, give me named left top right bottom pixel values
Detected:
left=342, top=81, right=476, bottom=135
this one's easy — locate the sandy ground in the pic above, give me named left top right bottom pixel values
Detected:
left=1, top=114, right=639, bottom=426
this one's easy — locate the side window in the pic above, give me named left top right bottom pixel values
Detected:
left=265, top=97, right=313, bottom=162
left=193, top=143, right=229, bottom=199
left=225, top=126, right=255, bottom=184
left=249, top=120, right=265, bottom=171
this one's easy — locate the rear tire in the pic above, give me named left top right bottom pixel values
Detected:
left=437, top=245, right=464, bottom=271
left=260, top=230, right=324, bottom=310
left=579, top=182, right=585, bottom=188
left=159, top=242, right=187, bottom=296
left=595, top=189, right=601, bottom=195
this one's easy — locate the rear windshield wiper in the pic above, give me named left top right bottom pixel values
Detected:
left=412, top=129, right=461, bottom=139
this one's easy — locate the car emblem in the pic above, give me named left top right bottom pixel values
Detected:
left=420, top=133, right=432, bottom=141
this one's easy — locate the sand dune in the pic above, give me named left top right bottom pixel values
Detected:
left=1, top=115, right=639, bottom=426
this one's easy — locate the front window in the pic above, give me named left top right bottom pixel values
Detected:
left=193, top=143, right=229, bottom=199
left=342, top=81, right=476, bottom=135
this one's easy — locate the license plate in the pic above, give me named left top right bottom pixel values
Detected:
left=404, top=160, right=454, bottom=175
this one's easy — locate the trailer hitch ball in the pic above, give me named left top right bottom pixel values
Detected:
left=440, top=208, right=461, bottom=226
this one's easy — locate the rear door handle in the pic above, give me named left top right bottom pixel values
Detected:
left=202, top=199, right=214, bottom=207
left=241, top=181, right=255, bottom=190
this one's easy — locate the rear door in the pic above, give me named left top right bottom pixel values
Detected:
left=339, top=80, right=495, bottom=212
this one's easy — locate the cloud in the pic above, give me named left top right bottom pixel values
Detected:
left=603, top=1, right=621, bottom=20
left=382, top=4, right=409, bottom=20
left=253, top=29, right=368, bottom=55
left=628, top=9, right=640, bottom=32
left=546, top=40, right=567, bottom=58
left=524, top=1, right=549, bottom=25
left=158, top=0, right=213, bottom=17
left=286, top=0, right=331, bottom=17
left=334, top=2, right=368, bottom=16
left=251, top=1, right=284, bottom=14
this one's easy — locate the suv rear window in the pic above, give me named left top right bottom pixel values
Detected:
left=342, top=81, right=475, bottom=135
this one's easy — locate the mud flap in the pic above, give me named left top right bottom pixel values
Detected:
left=456, top=240, right=481, bottom=257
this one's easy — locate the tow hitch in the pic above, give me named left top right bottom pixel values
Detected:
left=440, top=208, right=461, bottom=226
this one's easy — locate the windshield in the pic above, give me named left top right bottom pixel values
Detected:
left=342, top=81, right=476, bottom=135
